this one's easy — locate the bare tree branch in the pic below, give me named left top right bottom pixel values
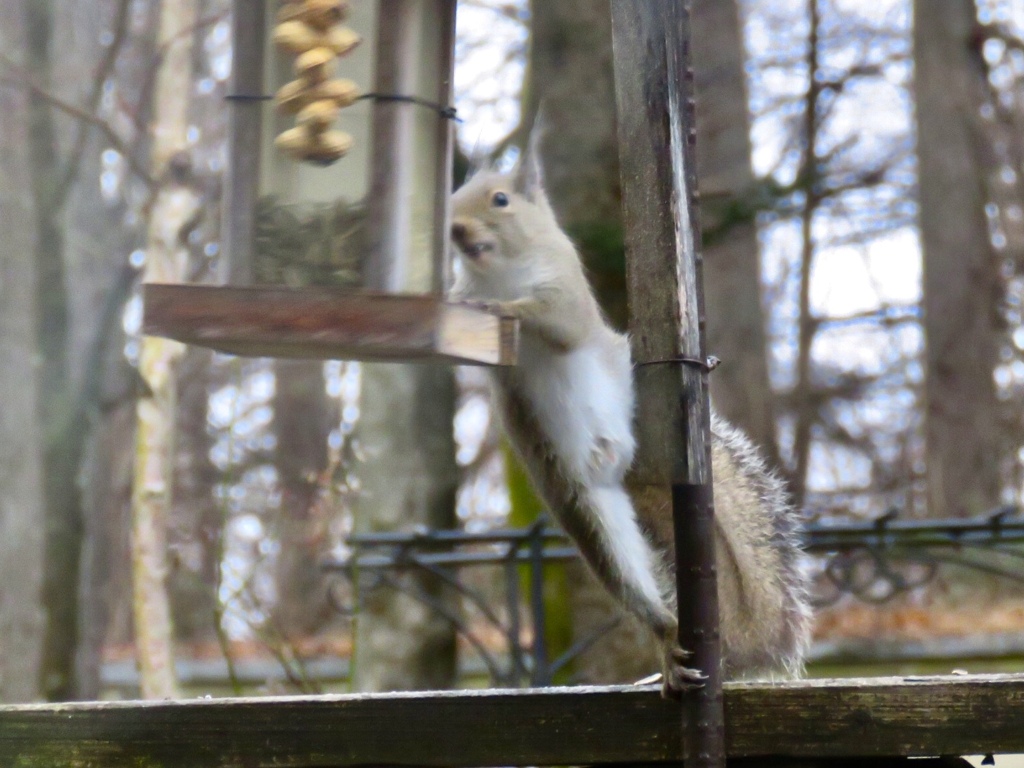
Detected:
left=0, top=56, right=156, bottom=187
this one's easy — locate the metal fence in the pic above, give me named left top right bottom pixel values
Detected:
left=322, top=508, right=1024, bottom=687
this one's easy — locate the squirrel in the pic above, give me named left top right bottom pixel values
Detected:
left=449, top=132, right=812, bottom=696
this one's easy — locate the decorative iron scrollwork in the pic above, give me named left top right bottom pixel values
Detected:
left=322, top=508, right=1024, bottom=686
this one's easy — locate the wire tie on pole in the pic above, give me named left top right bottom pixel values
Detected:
left=634, top=355, right=721, bottom=372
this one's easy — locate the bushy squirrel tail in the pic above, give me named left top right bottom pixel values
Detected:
left=708, top=413, right=812, bottom=678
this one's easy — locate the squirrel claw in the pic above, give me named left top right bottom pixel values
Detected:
left=660, top=667, right=708, bottom=699
left=671, top=646, right=693, bottom=662
left=660, top=644, right=708, bottom=699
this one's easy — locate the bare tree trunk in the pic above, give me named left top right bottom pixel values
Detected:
left=525, top=0, right=626, bottom=324
left=73, top=0, right=159, bottom=698
left=790, top=0, right=822, bottom=512
left=915, top=0, right=1002, bottom=518
left=58, top=0, right=150, bottom=700
left=131, top=0, right=200, bottom=700
left=272, top=361, right=335, bottom=636
left=1, top=0, right=147, bottom=701
left=0, top=1, right=46, bottom=703
left=88, top=397, right=138, bottom=655
left=168, top=347, right=220, bottom=643
left=78, top=402, right=136, bottom=700
left=351, top=2, right=459, bottom=693
left=24, top=0, right=86, bottom=703
left=351, top=366, right=459, bottom=691
left=693, top=0, right=781, bottom=468
left=72, top=245, right=139, bottom=700
left=165, top=0, right=225, bottom=653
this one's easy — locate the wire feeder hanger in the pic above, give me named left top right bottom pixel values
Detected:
left=228, top=0, right=459, bottom=168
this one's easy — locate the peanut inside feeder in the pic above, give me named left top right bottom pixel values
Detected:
left=272, top=0, right=360, bottom=165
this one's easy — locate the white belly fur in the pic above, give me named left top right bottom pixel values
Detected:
left=512, top=329, right=636, bottom=486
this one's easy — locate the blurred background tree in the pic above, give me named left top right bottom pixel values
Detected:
left=0, top=0, right=47, bottom=704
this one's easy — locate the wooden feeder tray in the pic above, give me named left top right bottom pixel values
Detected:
left=142, top=284, right=519, bottom=366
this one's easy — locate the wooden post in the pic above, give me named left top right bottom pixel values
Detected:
left=431, top=0, right=457, bottom=295
left=220, top=0, right=266, bottom=286
left=610, top=3, right=724, bottom=768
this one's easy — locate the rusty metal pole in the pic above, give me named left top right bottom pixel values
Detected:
left=610, top=2, right=725, bottom=767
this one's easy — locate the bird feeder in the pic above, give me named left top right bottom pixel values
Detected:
left=143, top=0, right=518, bottom=366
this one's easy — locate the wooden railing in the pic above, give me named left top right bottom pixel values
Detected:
left=2, top=674, right=1023, bottom=766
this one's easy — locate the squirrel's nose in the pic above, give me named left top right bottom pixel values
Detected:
left=451, top=222, right=467, bottom=243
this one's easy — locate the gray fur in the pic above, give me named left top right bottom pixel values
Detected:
left=708, top=413, right=811, bottom=678
left=449, top=133, right=812, bottom=688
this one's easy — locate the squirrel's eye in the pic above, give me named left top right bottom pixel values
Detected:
left=492, top=191, right=510, bottom=208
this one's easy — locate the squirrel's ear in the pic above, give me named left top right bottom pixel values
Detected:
left=463, top=152, right=486, bottom=182
left=513, top=107, right=548, bottom=204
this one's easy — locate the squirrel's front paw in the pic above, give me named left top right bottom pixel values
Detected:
left=464, top=299, right=510, bottom=316
left=660, top=644, right=707, bottom=700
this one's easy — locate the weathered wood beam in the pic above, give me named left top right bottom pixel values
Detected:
left=142, top=283, right=518, bottom=365
left=2, top=675, right=1024, bottom=766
